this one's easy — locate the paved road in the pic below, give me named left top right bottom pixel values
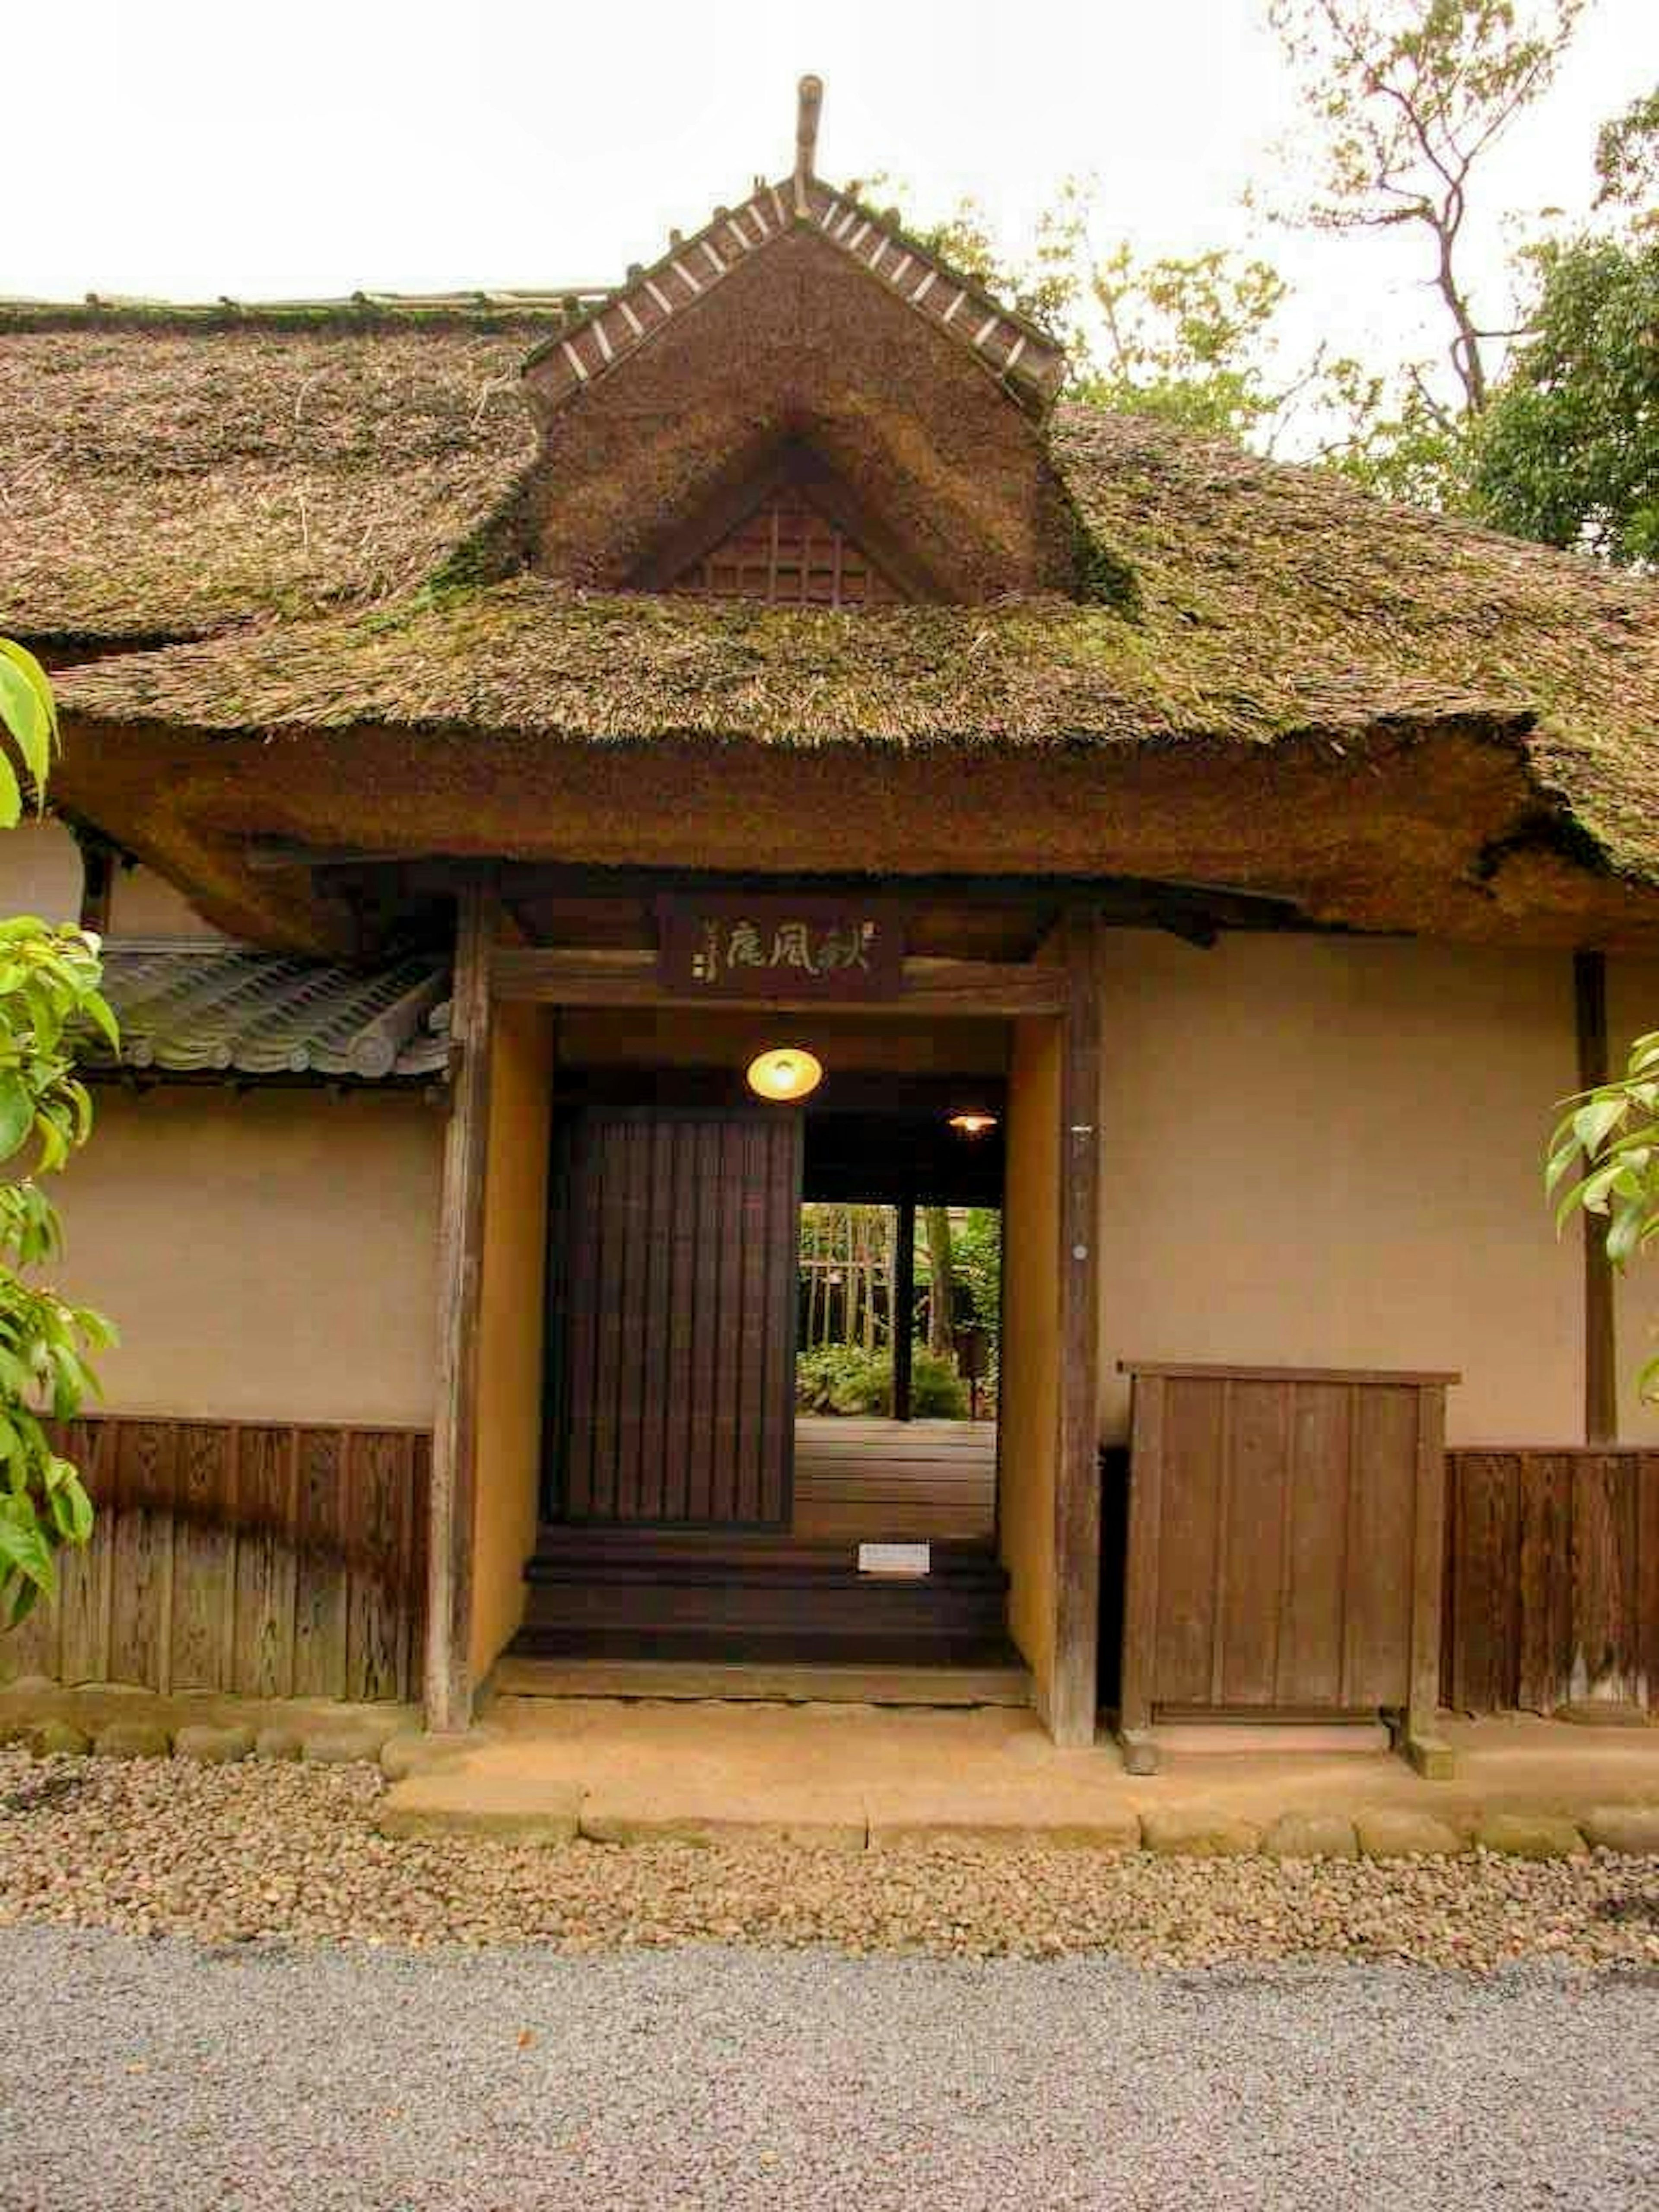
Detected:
left=1, top=1927, right=1654, bottom=2209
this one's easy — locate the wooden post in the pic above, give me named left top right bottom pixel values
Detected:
left=893, top=1201, right=916, bottom=1421
left=1047, top=906, right=1103, bottom=1747
left=1116, top=1371, right=1164, bottom=1773
left=1576, top=951, right=1618, bottom=1445
left=1402, top=1380, right=1454, bottom=1778
left=424, top=880, right=498, bottom=1734
left=794, top=74, right=823, bottom=214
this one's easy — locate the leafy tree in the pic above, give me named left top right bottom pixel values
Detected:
left=921, top=1204, right=954, bottom=1356
left=1593, top=84, right=1659, bottom=213
left=1469, top=229, right=1659, bottom=561
left=0, top=641, right=118, bottom=1629
left=953, top=1208, right=1002, bottom=1349
left=887, top=172, right=1339, bottom=447
left=1079, top=245, right=1309, bottom=444
left=1267, top=0, right=1589, bottom=420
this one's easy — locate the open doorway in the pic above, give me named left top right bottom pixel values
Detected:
left=520, top=1029, right=1015, bottom=1672
left=793, top=1081, right=1003, bottom=1548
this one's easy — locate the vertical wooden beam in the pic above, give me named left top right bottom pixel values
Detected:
left=893, top=1201, right=916, bottom=1421
left=1402, top=1381, right=1453, bottom=1778
left=1116, top=1371, right=1164, bottom=1773
left=1048, top=906, right=1103, bottom=1747
left=1576, top=951, right=1618, bottom=1445
left=424, top=880, right=499, bottom=1733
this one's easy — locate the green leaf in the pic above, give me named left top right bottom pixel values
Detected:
left=1573, top=1097, right=1630, bottom=1155
left=82, top=992, right=119, bottom=1053
left=53, top=1472, right=92, bottom=1548
left=3, top=1573, right=41, bottom=1630
left=0, top=639, right=55, bottom=796
left=0, top=1510, right=56, bottom=1598
left=0, top=737, right=22, bottom=832
left=0, top=1074, right=33, bottom=1163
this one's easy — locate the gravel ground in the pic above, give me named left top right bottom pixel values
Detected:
left=3, top=1748, right=1659, bottom=1968
left=0, top=1927, right=1655, bottom=2211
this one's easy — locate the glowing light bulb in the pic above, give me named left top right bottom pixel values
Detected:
left=948, top=1109, right=998, bottom=1137
left=746, top=1046, right=823, bottom=1103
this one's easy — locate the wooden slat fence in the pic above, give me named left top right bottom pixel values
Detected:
left=1443, top=1448, right=1659, bottom=1714
left=0, top=1417, right=429, bottom=1702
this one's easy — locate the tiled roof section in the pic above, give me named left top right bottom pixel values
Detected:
left=523, top=175, right=1067, bottom=419
left=91, top=941, right=451, bottom=1081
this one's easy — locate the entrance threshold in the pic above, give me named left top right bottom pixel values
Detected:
left=492, top=1654, right=1032, bottom=1709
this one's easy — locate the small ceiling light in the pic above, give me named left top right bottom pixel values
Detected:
left=948, top=1108, right=999, bottom=1138
left=747, top=1046, right=823, bottom=1103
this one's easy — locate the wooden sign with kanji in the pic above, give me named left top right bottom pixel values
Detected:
left=655, top=893, right=907, bottom=999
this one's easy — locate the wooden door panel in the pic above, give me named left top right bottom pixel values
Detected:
left=548, top=1105, right=801, bottom=1527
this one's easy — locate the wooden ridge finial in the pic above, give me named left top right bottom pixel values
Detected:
left=794, top=75, right=823, bottom=215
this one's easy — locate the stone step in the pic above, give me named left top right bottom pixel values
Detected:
left=491, top=1655, right=1033, bottom=1707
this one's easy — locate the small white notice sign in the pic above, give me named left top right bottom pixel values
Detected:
left=857, top=1542, right=931, bottom=1578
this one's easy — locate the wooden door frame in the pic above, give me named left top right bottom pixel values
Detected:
left=424, top=885, right=1104, bottom=1739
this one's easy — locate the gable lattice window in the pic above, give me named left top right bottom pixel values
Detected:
left=668, top=484, right=908, bottom=608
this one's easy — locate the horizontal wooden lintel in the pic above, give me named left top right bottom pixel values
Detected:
left=1120, top=1360, right=1462, bottom=1387
left=489, top=947, right=1068, bottom=1014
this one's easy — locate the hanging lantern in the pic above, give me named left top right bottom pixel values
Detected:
left=746, top=1045, right=823, bottom=1103
left=947, top=1107, right=998, bottom=1137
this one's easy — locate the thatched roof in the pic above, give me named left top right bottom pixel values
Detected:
left=8, top=299, right=1659, bottom=950
left=0, top=301, right=563, bottom=645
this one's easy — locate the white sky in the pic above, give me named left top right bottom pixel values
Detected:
left=9, top=0, right=1656, bottom=405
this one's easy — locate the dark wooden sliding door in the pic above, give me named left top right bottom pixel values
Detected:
left=546, top=1105, right=802, bottom=1528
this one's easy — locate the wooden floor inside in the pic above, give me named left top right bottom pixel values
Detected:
left=791, top=1417, right=997, bottom=1541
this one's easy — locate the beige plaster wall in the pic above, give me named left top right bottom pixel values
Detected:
left=998, top=1014, right=1061, bottom=1697
left=470, top=1004, right=556, bottom=1682
left=1607, top=956, right=1659, bottom=1443
left=109, top=864, right=230, bottom=940
left=1096, top=934, right=1583, bottom=1449
left=0, top=819, right=83, bottom=923
left=54, top=1086, right=443, bottom=1424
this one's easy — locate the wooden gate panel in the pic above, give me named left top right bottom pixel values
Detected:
left=550, top=1105, right=802, bottom=1529
left=1217, top=1379, right=1292, bottom=1707
left=1277, top=1382, right=1351, bottom=1707
left=1150, top=1375, right=1226, bottom=1705
left=663, top=1117, right=699, bottom=1522
left=1121, top=1364, right=1453, bottom=1746
left=1345, top=1386, right=1419, bottom=1706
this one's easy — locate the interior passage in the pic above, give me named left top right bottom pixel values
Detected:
left=792, top=1417, right=997, bottom=1541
